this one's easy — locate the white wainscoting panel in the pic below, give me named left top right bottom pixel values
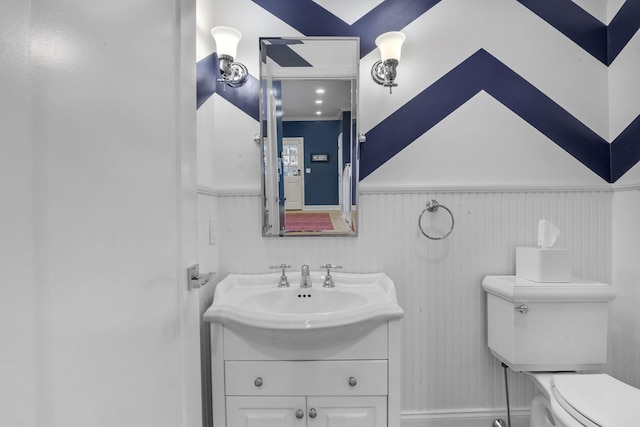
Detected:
left=199, top=188, right=612, bottom=417
left=610, top=189, right=640, bottom=390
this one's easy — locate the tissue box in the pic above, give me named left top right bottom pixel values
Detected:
left=516, top=247, right=571, bottom=282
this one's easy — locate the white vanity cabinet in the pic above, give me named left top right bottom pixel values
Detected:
left=210, top=320, right=402, bottom=427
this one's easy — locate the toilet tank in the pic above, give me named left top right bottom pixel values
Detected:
left=482, top=276, right=616, bottom=372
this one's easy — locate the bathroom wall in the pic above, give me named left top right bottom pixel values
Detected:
left=197, top=0, right=615, bottom=190
left=1, top=1, right=202, bottom=426
left=608, top=0, right=640, bottom=395
left=197, top=0, right=639, bottom=425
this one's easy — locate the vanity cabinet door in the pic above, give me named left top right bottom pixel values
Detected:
left=226, top=396, right=306, bottom=427
left=226, top=395, right=386, bottom=427
left=307, top=396, right=387, bottom=427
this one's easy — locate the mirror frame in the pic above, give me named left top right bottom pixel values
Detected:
left=259, top=36, right=360, bottom=237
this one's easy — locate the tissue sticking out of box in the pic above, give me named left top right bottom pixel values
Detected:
left=515, top=219, right=571, bottom=282
left=537, top=219, right=560, bottom=248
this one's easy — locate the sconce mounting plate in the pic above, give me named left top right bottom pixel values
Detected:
left=371, top=59, right=399, bottom=94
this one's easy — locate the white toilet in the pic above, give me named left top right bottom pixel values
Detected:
left=482, top=275, right=640, bottom=427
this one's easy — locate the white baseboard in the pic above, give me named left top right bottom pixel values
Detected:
left=401, top=408, right=530, bottom=427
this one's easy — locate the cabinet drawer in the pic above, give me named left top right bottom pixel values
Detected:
left=225, top=360, right=387, bottom=396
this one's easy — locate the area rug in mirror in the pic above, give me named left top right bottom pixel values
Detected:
left=285, top=212, right=334, bottom=232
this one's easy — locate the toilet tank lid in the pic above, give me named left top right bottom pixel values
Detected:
left=481, top=275, right=616, bottom=302
left=552, top=374, right=640, bottom=427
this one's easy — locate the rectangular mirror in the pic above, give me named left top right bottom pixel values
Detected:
left=259, top=37, right=360, bottom=237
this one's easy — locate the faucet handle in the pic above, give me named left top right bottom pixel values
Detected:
left=270, top=264, right=291, bottom=287
left=270, top=263, right=292, bottom=270
left=320, top=264, right=342, bottom=273
left=320, top=264, right=342, bottom=288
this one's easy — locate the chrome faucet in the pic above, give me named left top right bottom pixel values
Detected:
left=270, top=264, right=291, bottom=288
left=300, top=264, right=312, bottom=288
left=321, top=264, right=342, bottom=288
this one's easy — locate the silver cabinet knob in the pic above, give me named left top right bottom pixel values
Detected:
left=308, top=408, right=317, bottom=418
left=254, top=377, right=263, bottom=387
left=295, top=409, right=304, bottom=419
left=348, top=376, right=357, bottom=387
left=515, top=304, right=529, bottom=314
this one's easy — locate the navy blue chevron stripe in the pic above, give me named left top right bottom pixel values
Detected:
left=516, top=0, right=607, bottom=64
left=360, top=49, right=612, bottom=181
left=611, top=116, right=640, bottom=182
left=196, top=53, right=217, bottom=109
left=608, top=1, right=640, bottom=64
left=250, top=0, right=441, bottom=56
left=252, top=1, right=350, bottom=40
left=516, top=0, right=640, bottom=65
left=262, top=41, right=312, bottom=67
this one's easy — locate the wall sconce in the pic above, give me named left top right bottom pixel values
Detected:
left=371, top=31, right=406, bottom=94
left=210, top=26, right=248, bottom=88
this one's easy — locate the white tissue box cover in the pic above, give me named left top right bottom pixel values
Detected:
left=515, top=247, right=571, bottom=283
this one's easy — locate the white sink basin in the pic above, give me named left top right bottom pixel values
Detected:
left=242, top=287, right=368, bottom=316
left=204, top=272, right=404, bottom=346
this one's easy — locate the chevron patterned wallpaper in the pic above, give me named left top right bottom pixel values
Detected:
left=197, top=0, right=640, bottom=185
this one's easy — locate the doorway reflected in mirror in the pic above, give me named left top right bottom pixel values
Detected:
left=260, top=37, right=360, bottom=237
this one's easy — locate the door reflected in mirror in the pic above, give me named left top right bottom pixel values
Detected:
left=260, top=37, right=360, bottom=236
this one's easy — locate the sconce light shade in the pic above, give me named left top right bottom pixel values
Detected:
left=371, top=31, right=406, bottom=94
left=210, top=26, right=248, bottom=88
left=210, top=26, right=242, bottom=58
left=375, top=31, right=406, bottom=62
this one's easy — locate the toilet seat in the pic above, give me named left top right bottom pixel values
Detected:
left=551, top=373, right=640, bottom=427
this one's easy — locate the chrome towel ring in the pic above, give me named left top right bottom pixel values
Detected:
left=418, top=199, right=454, bottom=240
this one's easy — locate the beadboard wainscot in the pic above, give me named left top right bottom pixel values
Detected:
left=198, top=182, right=612, bottom=427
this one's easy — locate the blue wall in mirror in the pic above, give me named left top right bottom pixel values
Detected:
left=283, top=120, right=343, bottom=206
